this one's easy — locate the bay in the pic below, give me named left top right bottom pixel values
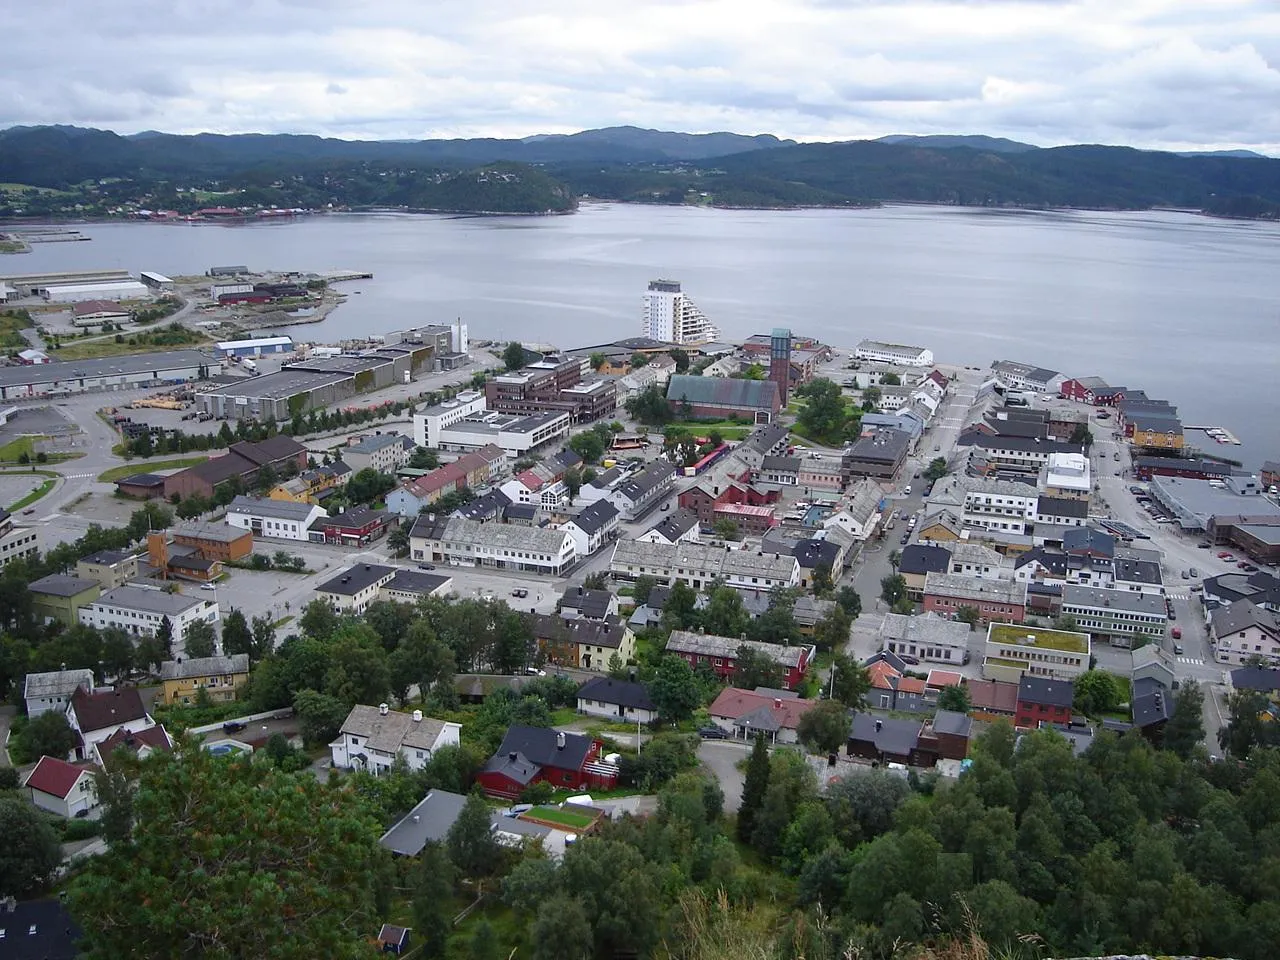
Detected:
left=12, top=203, right=1280, bottom=467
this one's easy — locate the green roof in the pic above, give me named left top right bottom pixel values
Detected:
left=988, top=623, right=1089, bottom=654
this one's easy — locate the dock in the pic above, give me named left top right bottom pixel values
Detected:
left=319, top=270, right=373, bottom=283
left=1185, top=425, right=1241, bottom=445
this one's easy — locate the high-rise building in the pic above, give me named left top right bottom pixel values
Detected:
left=769, top=326, right=792, bottom=406
left=642, top=279, right=719, bottom=345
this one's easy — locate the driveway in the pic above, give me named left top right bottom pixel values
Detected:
left=697, top=739, right=751, bottom=811
left=0, top=705, right=14, bottom=767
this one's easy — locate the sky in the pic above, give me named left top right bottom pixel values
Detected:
left=2, top=0, right=1279, bottom=152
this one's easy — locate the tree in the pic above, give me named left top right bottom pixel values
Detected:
left=955, top=605, right=981, bottom=627
left=835, top=585, right=862, bottom=618
left=829, top=653, right=871, bottom=710
left=701, top=585, right=749, bottom=639
left=880, top=574, right=907, bottom=605
left=250, top=614, right=277, bottom=660
left=1073, top=669, right=1125, bottom=716
left=94, top=762, right=137, bottom=845
left=797, top=699, right=850, bottom=754
left=1053, top=612, right=1079, bottom=632
left=887, top=549, right=902, bottom=571
left=1163, top=681, right=1205, bottom=759
left=937, top=684, right=972, bottom=713
left=220, top=608, right=253, bottom=659
left=826, top=769, right=911, bottom=840
left=563, top=466, right=583, bottom=504
left=183, top=619, right=217, bottom=659
left=447, top=790, right=502, bottom=880
left=67, top=746, right=386, bottom=959
left=156, top=615, right=175, bottom=658
left=386, top=524, right=410, bottom=557
left=324, top=629, right=392, bottom=706
left=503, top=341, right=526, bottom=371
left=737, top=733, right=771, bottom=842
left=633, top=575, right=657, bottom=605
left=468, top=920, right=503, bottom=960
left=1219, top=688, right=1276, bottom=758
left=293, top=689, right=350, bottom=746
left=812, top=603, right=853, bottom=654
left=881, top=372, right=902, bottom=386
left=924, top=456, right=949, bottom=481
left=624, top=383, right=673, bottom=426
left=569, top=430, right=606, bottom=464
left=345, top=467, right=396, bottom=504
left=411, top=842, right=454, bottom=958
left=711, top=517, right=742, bottom=541
left=669, top=347, right=690, bottom=372
left=811, top=563, right=835, bottom=597
left=630, top=351, right=650, bottom=368
left=795, top=378, right=850, bottom=444
left=649, top=654, right=702, bottom=723
left=300, top=598, right=340, bottom=640
left=407, top=446, right=439, bottom=470
left=0, top=797, right=61, bottom=896
left=1070, top=423, right=1095, bottom=447
left=733, top=645, right=785, bottom=690
left=19, top=710, right=78, bottom=762
left=531, top=894, right=593, bottom=960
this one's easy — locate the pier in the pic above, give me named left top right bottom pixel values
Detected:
left=319, top=269, right=373, bottom=283
left=1185, top=425, right=1241, bottom=445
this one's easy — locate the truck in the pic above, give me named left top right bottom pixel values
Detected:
left=242, top=358, right=258, bottom=374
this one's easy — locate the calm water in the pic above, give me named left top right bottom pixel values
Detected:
left=13, top=204, right=1280, bottom=466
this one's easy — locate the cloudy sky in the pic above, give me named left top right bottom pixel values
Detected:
left=2, top=0, right=1278, bottom=151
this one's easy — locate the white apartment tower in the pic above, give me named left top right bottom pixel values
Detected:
left=642, top=279, right=719, bottom=346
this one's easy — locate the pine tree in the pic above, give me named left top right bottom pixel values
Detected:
left=737, top=732, right=771, bottom=842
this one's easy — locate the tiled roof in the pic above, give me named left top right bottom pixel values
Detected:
left=338, top=704, right=450, bottom=753
left=577, top=677, right=656, bottom=712
left=70, top=687, right=148, bottom=734
left=666, top=630, right=810, bottom=668
left=159, top=654, right=250, bottom=680
left=708, top=687, right=818, bottom=730
left=24, top=755, right=91, bottom=799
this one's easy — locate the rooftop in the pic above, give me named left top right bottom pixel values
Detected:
left=316, top=563, right=397, bottom=596
left=422, top=515, right=571, bottom=555
left=666, top=630, right=810, bottom=668
left=379, top=789, right=468, bottom=856
left=1018, top=674, right=1075, bottom=708
left=577, top=677, right=656, bottom=712
left=23, top=668, right=94, bottom=701
left=879, top=611, right=972, bottom=648
left=338, top=704, right=451, bottom=754
left=988, top=622, right=1090, bottom=654
left=171, top=520, right=253, bottom=544
left=29, top=574, right=100, bottom=598
left=0, top=348, right=215, bottom=389
left=159, top=654, right=250, bottom=680
left=666, top=374, right=779, bottom=410
left=1061, top=584, right=1169, bottom=616
left=924, top=573, right=1027, bottom=606
left=90, top=585, right=210, bottom=616
left=226, top=495, right=321, bottom=522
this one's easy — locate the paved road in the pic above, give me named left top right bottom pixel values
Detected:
left=698, top=739, right=750, bottom=811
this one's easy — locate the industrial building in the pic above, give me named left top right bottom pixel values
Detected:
left=215, top=336, right=294, bottom=357
left=139, top=271, right=175, bottom=291
left=0, top=268, right=133, bottom=297
left=43, top=279, right=152, bottom=302
left=0, top=349, right=221, bottom=401
left=431, top=410, right=571, bottom=457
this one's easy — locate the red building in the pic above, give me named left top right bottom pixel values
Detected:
left=1059, top=377, right=1126, bottom=406
left=476, top=725, right=617, bottom=799
left=1015, top=675, right=1074, bottom=728
left=664, top=630, right=813, bottom=690
left=163, top=436, right=308, bottom=501
left=307, top=506, right=395, bottom=546
left=713, top=502, right=777, bottom=536
left=678, top=479, right=779, bottom=528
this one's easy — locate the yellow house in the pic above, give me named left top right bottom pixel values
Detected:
left=578, top=621, right=636, bottom=671
left=268, top=462, right=353, bottom=505
left=1129, top=414, right=1184, bottom=451
left=917, top=511, right=962, bottom=544
left=268, top=476, right=311, bottom=503
left=158, top=654, right=251, bottom=705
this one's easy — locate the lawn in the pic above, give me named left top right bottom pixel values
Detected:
left=6, top=476, right=56, bottom=511
left=53, top=335, right=208, bottom=361
left=97, top=456, right=208, bottom=483
left=0, top=436, right=38, bottom=462
left=525, top=805, right=597, bottom=830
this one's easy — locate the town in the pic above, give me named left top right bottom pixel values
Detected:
left=1, top=268, right=1279, bottom=959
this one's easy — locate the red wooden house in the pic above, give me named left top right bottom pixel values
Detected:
left=475, top=725, right=618, bottom=799
left=1015, top=675, right=1074, bottom=729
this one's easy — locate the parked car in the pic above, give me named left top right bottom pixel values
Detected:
left=904, top=485, right=912, bottom=495
left=223, top=721, right=247, bottom=734
left=418, top=563, right=436, bottom=570
left=1181, top=570, right=1189, bottom=579
left=1171, top=627, right=1183, bottom=640
left=900, top=534, right=910, bottom=544
left=1242, top=563, right=1259, bottom=572
left=899, top=654, right=921, bottom=665
left=1189, top=567, right=1198, bottom=578
left=1197, top=542, right=1212, bottom=549
left=1173, top=642, right=1184, bottom=655
left=1218, top=552, right=1234, bottom=560
left=698, top=726, right=728, bottom=740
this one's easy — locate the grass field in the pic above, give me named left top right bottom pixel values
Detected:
left=525, top=805, right=596, bottom=829
left=54, top=334, right=208, bottom=361
left=0, top=436, right=38, bottom=462
left=6, top=476, right=56, bottom=512
left=97, top=456, right=208, bottom=483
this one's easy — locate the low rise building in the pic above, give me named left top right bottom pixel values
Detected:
left=316, top=563, right=399, bottom=614
left=23, top=668, right=95, bottom=719
left=410, top=514, right=576, bottom=575
left=385, top=445, right=507, bottom=516
left=610, top=538, right=800, bottom=592
left=225, top=496, right=327, bottom=541
left=576, top=677, right=658, bottom=724
left=1039, top=452, right=1091, bottom=499
left=854, top=340, right=933, bottom=366
left=923, top=573, right=1028, bottom=623
left=841, top=428, right=912, bottom=482
left=560, top=586, right=619, bottom=621
left=159, top=654, right=251, bottom=705
left=163, top=436, right=308, bottom=501
left=665, top=630, right=813, bottom=690
left=822, top=478, right=885, bottom=542
left=879, top=612, right=972, bottom=665
left=29, top=574, right=101, bottom=626
left=982, top=623, right=1091, bottom=683
left=899, top=544, right=952, bottom=600
left=1131, top=643, right=1177, bottom=690
left=1035, top=495, right=1089, bottom=527
left=308, top=506, right=396, bottom=546
left=0, top=508, right=40, bottom=567
left=665, top=375, right=781, bottom=423
left=74, top=549, right=140, bottom=589
left=533, top=614, right=636, bottom=670
left=948, top=542, right=1005, bottom=579
left=609, top=461, right=676, bottom=520
left=1210, top=601, right=1280, bottom=665
left=413, top=390, right=488, bottom=446
left=637, top=509, right=701, bottom=546
left=168, top=522, right=254, bottom=563
left=798, top=456, right=844, bottom=492
left=342, top=433, right=414, bottom=474
left=1015, top=675, right=1074, bottom=728
left=1060, top=584, right=1168, bottom=648
left=476, top=724, right=616, bottom=799
left=330, top=703, right=462, bottom=776
left=561, top=499, right=620, bottom=557
left=23, top=756, right=98, bottom=819
left=378, top=570, right=453, bottom=604
left=78, top=585, right=218, bottom=650
left=66, top=686, right=156, bottom=762
left=707, top=687, right=818, bottom=744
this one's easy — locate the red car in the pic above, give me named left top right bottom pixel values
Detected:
left=1218, top=552, right=1234, bottom=560
left=1171, top=627, right=1182, bottom=640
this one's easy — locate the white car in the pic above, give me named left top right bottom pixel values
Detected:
left=903, top=485, right=912, bottom=495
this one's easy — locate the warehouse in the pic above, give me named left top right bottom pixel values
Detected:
left=195, top=369, right=352, bottom=420
left=216, top=336, right=294, bottom=358
left=41, top=279, right=152, bottom=303
left=0, top=349, right=222, bottom=401
left=0, top=269, right=132, bottom=298
left=139, top=271, right=174, bottom=291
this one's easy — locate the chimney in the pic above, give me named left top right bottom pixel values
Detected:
left=379, top=703, right=389, bottom=716
left=508, top=751, right=518, bottom=762
left=556, top=731, right=566, bottom=750
left=875, top=719, right=883, bottom=732
left=412, top=710, right=423, bottom=722
left=774, top=699, right=782, bottom=709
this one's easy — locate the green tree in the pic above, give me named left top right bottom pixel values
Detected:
left=531, top=893, right=593, bottom=960
left=589, top=351, right=607, bottom=370
left=0, top=797, right=62, bottom=896
left=924, top=456, right=949, bottom=481
left=632, top=574, right=657, bottom=605
left=324, top=628, right=392, bottom=706
left=630, top=351, right=650, bottom=368
left=669, top=347, right=690, bottom=372
left=701, top=585, right=749, bottom=639
left=881, top=372, right=902, bottom=386
left=220, top=608, right=253, bottom=660
left=447, top=790, right=502, bottom=880
left=386, top=524, right=410, bottom=557
left=1053, top=612, right=1079, bottom=632
left=407, top=446, right=439, bottom=470
left=569, top=430, right=605, bottom=464
left=94, top=762, right=137, bottom=845
left=293, top=689, right=350, bottom=746
left=829, top=653, right=871, bottom=710
left=250, top=614, right=277, bottom=660
left=1073, top=669, right=1125, bottom=716
left=563, top=466, right=583, bottom=504
left=1219, top=688, right=1276, bottom=758
left=880, top=574, right=907, bottom=605
left=826, top=769, right=911, bottom=840
left=887, top=549, right=902, bottom=571
left=18, top=710, right=78, bottom=762
left=738, top=732, right=771, bottom=842
left=468, top=920, right=503, bottom=960
left=797, top=699, right=850, bottom=754
left=345, top=467, right=396, bottom=504
left=155, top=615, right=175, bottom=658
left=1070, top=423, right=1095, bottom=447
left=411, top=842, right=454, bottom=958
left=955, top=605, right=981, bottom=626
left=733, top=644, right=785, bottom=690
left=183, top=619, right=217, bottom=660
left=835, top=585, right=862, bottom=617
left=811, top=562, right=835, bottom=597
left=937, top=684, right=972, bottom=713
left=649, top=654, right=702, bottom=723
left=1163, top=681, right=1205, bottom=759
left=503, top=341, right=527, bottom=371
left=711, top=517, right=742, bottom=541
left=67, top=747, right=386, bottom=959
left=299, top=598, right=340, bottom=640
left=813, top=603, right=853, bottom=653
left=795, top=378, right=850, bottom=444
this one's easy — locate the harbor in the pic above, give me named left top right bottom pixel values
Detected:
left=1185, top=424, right=1242, bottom=445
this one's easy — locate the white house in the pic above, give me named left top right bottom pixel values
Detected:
left=23, top=756, right=98, bottom=818
left=411, top=514, right=578, bottom=576
left=330, top=703, right=462, bottom=775
left=413, top=391, right=488, bottom=447
left=560, top=500, right=620, bottom=557
left=23, top=668, right=95, bottom=719
left=65, top=686, right=156, bottom=762
left=854, top=340, right=933, bottom=367
left=78, top=586, right=218, bottom=651
left=225, top=496, right=327, bottom=541
left=823, top=479, right=883, bottom=542
left=315, top=563, right=398, bottom=614
left=1210, top=601, right=1280, bottom=665
left=575, top=677, right=659, bottom=724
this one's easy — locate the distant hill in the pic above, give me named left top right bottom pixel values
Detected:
left=519, top=125, right=796, bottom=160
left=1176, top=149, right=1269, bottom=159
left=875, top=134, right=1040, bottom=154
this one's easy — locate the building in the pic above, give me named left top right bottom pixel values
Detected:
left=798, top=457, right=844, bottom=492
left=78, top=585, right=218, bottom=648
left=23, top=668, right=95, bottom=719
left=559, top=500, right=620, bottom=558
left=948, top=542, right=1006, bottom=579
left=879, top=611, right=972, bottom=665
left=65, top=686, right=156, bottom=762
left=308, top=506, right=395, bottom=546
left=158, top=654, right=250, bottom=705
left=385, top=445, right=507, bottom=515
left=315, top=563, right=399, bottom=614
left=1039, top=452, right=1091, bottom=499
left=768, top=327, right=793, bottom=406
left=641, top=279, right=719, bottom=345
left=866, top=655, right=933, bottom=712
left=610, top=539, right=800, bottom=592
left=854, top=340, right=933, bottom=367
left=845, top=712, right=970, bottom=767
left=1060, top=584, right=1168, bottom=648
left=899, top=544, right=952, bottom=600
left=759, top=455, right=800, bottom=486
left=734, top=423, right=791, bottom=471
left=923, top=573, right=1028, bottom=623
left=1059, top=376, right=1125, bottom=405
left=707, top=687, right=818, bottom=744
left=379, top=788, right=469, bottom=856
left=665, top=375, right=780, bottom=423
left=842, top=428, right=912, bottom=482
left=163, top=436, right=308, bottom=501
left=822, top=479, right=885, bottom=542
left=1131, top=644, right=1178, bottom=690
left=74, top=549, right=140, bottom=590
left=967, top=678, right=1019, bottom=721
left=957, top=431, right=1085, bottom=475
left=330, top=703, right=462, bottom=775
left=113, top=472, right=167, bottom=499
left=215, top=336, right=293, bottom=357
left=225, top=496, right=327, bottom=541
left=1149, top=474, right=1280, bottom=541
left=1132, top=456, right=1234, bottom=483
left=0, top=348, right=221, bottom=403
left=609, top=461, right=675, bottom=520
left=42, top=279, right=151, bottom=302
left=1035, top=495, right=1089, bottom=527
left=164, top=521, right=254, bottom=563
left=1210, top=601, right=1280, bottom=665
left=679, top=480, right=779, bottom=531
left=982, top=623, right=1091, bottom=683
left=342, top=433, right=414, bottom=474
left=533, top=614, right=636, bottom=670
left=28, top=574, right=101, bottom=626
left=410, top=514, right=576, bottom=575
left=23, top=756, right=98, bottom=819
left=476, top=725, right=617, bottom=799
left=485, top=356, right=616, bottom=424
left=576, top=677, right=658, bottom=725
left=1015, top=675, right=1074, bottom=728
left=378, top=570, right=453, bottom=605
left=664, top=630, right=814, bottom=690
left=637, top=509, right=701, bottom=546
left=413, top=390, right=488, bottom=446
left=71, top=299, right=131, bottom=328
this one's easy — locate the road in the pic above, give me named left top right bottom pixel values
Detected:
left=698, top=739, right=750, bottom=811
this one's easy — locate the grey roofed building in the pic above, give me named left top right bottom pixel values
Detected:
left=614, top=460, right=674, bottom=503
left=226, top=495, right=320, bottom=522
left=23, top=667, right=94, bottom=701
left=1202, top=570, right=1280, bottom=608
left=170, top=520, right=252, bottom=544
left=1212, top=600, right=1280, bottom=639
left=1131, top=676, right=1173, bottom=729
left=90, top=585, right=210, bottom=616
left=1018, top=674, right=1075, bottom=708
left=1113, top=555, right=1164, bottom=586
left=1231, top=666, right=1280, bottom=692
left=1063, top=526, right=1116, bottom=557
left=1036, top=496, right=1089, bottom=519
left=1038, top=723, right=1094, bottom=756
left=931, top=709, right=973, bottom=738
left=382, top=570, right=451, bottom=598
left=792, top=538, right=841, bottom=572
left=577, top=677, right=656, bottom=712
left=568, top=498, right=618, bottom=535
left=1061, top=584, right=1168, bottom=617
left=879, top=611, right=972, bottom=649
left=1131, top=643, right=1177, bottom=687
left=761, top=454, right=801, bottom=472
left=504, top=502, right=540, bottom=523
left=337, top=704, right=450, bottom=754
left=848, top=713, right=922, bottom=757
left=79, top=548, right=137, bottom=566
left=29, top=574, right=100, bottom=597
left=645, top=509, right=699, bottom=543
left=561, top=585, right=615, bottom=619
left=159, top=654, right=250, bottom=680
left=0, top=348, right=216, bottom=389
left=665, top=630, right=811, bottom=669
left=741, top=423, right=791, bottom=455
left=379, top=789, right=468, bottom=856
left=421, top=514, right=573, bottom=555
left=346, top=433, right=412, bottom=454
left=1148, top=474, right=1280, bottom=531
left=948, top=542, right=1005, bottom=569
left=923, top=573, right=1028, bottom=607
left=316, top=563, right=397, bottom=596
left=486, top=724, right=594, bottom=780
left=457, top=488, right=512, bottom=522
left=1015, top=547, right=1069, bottom=576
left=899, top=545, right=952, bottom=576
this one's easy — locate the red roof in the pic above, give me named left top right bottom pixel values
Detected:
left=72, top=299, right=126, bottom=317
left=867, top=660, right=901, bottom=690
left=96, top=724, right=172, bottom=768
left=708, top=687, right=818, bottom=730
left=927, top=670, right=964, bottom=689
left=515, top=469, right=544, bottom=491
left=896, top=676, right=927, bottom=695
left=24, top=755, right=92, bottom=798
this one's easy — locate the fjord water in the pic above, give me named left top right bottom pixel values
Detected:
left=18, top=204, right=1280, bottom=465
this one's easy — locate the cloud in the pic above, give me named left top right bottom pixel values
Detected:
left=0, top=0, right=1277, bottom=152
